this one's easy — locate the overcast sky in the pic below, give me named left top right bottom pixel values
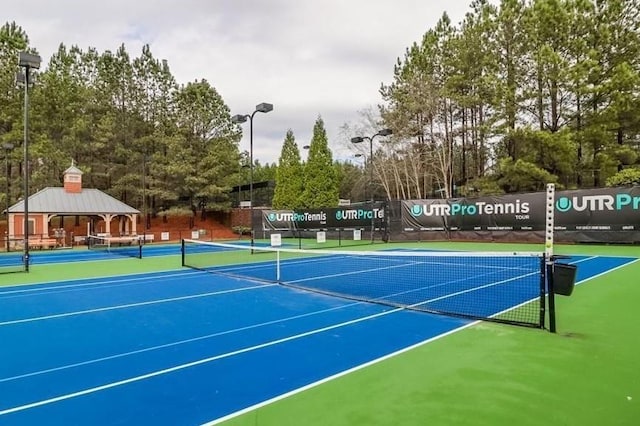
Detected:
left=7, top=0, right=477, bottom=164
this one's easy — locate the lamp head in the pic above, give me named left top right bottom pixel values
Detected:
left=377, top=128, right=393, bottom=137
left=15, top=72, right=26, bottom=87
left=18, top=52, right=41, bottom=69
left=351, top=136, right=365, bottom=144
left=231, top=114, right=248, bottom=124
left=255, top=103, right=273, bottom=113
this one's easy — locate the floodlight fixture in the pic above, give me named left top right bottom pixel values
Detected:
left=18, top=52, right=41, bottom=69
left=231, top=114, right=248, bottom=124
left=255, top=103, right=273, bottom=113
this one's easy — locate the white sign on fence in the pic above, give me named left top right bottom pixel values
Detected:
left=353, top=229, right=362, bottom=241
left=316, top=231, right=326, bottom=243
left=191, top=231, right=199, bottom=239
left=270, top=233, right=282, bottom=247
left=161, top=232, right=170, bottom=241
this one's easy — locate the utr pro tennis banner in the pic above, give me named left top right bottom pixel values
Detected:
left=402, top=193, right=544, bottom=231
left=402, top=186, right=640, bottom=232
left=554, top=187, right=640, bottom=231
left=262, top=204, right=385, bottom=230
left=261, top=210, right=296, bottom=231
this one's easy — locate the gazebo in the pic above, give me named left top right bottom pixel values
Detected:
left=7, top=163, right=140, bottom=248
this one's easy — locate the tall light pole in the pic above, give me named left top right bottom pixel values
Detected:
left=3, top=143, right=13, bottom=252
left=141, top=152, right=151, bottom=233
left=231, top=102, right=273, bottom=251
left=18, top=51, right=41, bottom=272
left=354, top=153, right=367, bottom=201
left=351, top=128, right=393, bottom=242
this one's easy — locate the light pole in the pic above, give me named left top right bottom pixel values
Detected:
left=231, top=102, right=273, bottom=251
left=238, top=163, right=250, bottom=207
left=141, top=153, right=151, bottom=234
left=3, top=143, right=13, bottom=252
left=18, top=51, right=41, bottom=272
left=354, top=153, right=367, bottom=201
left=351, top=128, right=393, bottom=242
left=141, top=154, right=146, bottom=235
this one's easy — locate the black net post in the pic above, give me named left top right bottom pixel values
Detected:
left=136, top=239, right=143, bottom=259
left=539, top=256, right=547, bottom=329
left=547, top=261, right=557, bottom=333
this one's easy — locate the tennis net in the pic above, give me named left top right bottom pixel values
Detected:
left=87, top=235, right=143, bottom=259
left=0, top=252, right=25, bottom=274
left=181, top=239, right=546, bottom=328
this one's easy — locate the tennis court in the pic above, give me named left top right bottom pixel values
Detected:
left=0, top=243, right=636, bottom=425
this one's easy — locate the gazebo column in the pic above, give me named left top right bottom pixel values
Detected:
left=128, top=214, right=138, bottom=235
left=44, top=214, right=57, bottom=237
left=121, top=216, right=129, bottom=235
left=99, top=214, right=117, bottom=236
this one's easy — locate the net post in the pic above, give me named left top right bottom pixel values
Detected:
left=136, top=237, right=142, bottom=259
left=181, top=239, right=185, bottom=267
left=545, top=183, right=557, bottom=333
left=539, top=255, right=546, bottom=328
left=547, top=262, right=557, bottom=333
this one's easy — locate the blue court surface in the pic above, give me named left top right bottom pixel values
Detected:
left=0, top=252, right=635, bottom=425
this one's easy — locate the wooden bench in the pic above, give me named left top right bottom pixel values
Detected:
left=109, top=236, right=139, bottom=245
left=29, top=238, right=58, bottom=250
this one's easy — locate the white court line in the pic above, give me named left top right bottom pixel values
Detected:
left=0, top=300, right=368, bottom=383
left=569, top=256, right=639, bottom=284
left=0, top=283, right=276, bottom=327
left=0, top=306, right=405, bottom=417
left=0, top=269, right=204, bottom=297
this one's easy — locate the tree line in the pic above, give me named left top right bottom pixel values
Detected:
left=376, top=0, right=640, bottom=200
left=1, top=22, right=253, bottom=219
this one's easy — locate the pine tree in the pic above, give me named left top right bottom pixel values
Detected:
left=272, top=130, right=304, bottom=209
left=300, top=117, right=339, bottom=208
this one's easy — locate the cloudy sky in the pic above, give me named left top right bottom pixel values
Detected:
left=7, top=0, right=478, bottom=164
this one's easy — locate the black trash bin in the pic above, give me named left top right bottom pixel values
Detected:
left=553, top=263, right=577, bottom=296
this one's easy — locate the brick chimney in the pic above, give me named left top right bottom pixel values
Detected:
left=63, top=161, right=83, bottom=193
